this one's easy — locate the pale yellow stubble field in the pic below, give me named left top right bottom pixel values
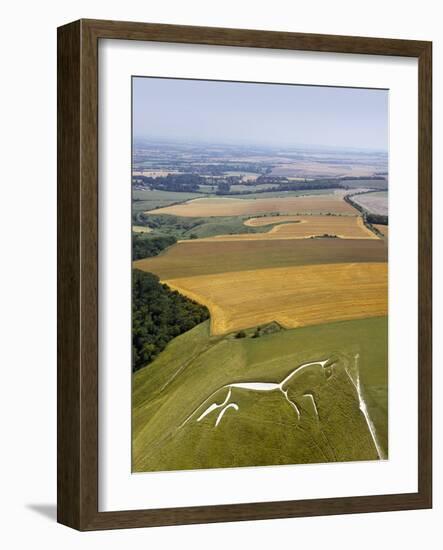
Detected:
left=192, top=215, right=377, bottom=241
left=146, top=195, right=357, bottom=217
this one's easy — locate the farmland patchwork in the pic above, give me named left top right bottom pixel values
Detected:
left=131, top=79, right=388, bottom=473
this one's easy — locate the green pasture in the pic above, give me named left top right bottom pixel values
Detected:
left=132, top=316, right=388, bottom=472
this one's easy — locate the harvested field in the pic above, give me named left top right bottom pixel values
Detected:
left=203, top=215, right=378, bottom=240
left=132, top=225, right=152, bottom=233
left=270, top=161, right=382, bottom=178
left=372, top=223, right=389, bottom=246
left=145, top=195, right=357, bottom=217
left=164, top=263, right=388, bottom=335
left=353, top=191, right=388, bottom=216
left=134, top=238, right=388, bottom=279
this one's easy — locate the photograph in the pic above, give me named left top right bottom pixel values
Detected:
left=1, top=0, right=435, bottom=540
left=131, top=77, right=389, bottom=473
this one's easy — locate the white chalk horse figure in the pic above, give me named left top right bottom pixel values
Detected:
left=181, top=358, right=334, bottom=429
left=180, top=353, right=384, bottom=460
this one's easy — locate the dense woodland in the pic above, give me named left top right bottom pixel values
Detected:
left=214, top=180, right=348, bottom=195
left=340, top=175, right=386, bottom=181
left=133, top=173, right=204, bottom=192
left=132, top=234, right=176, bottom=260
left=132, top=270, right=209, bottom=371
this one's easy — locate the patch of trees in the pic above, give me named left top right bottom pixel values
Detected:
left=255, top=176, right=346, bottom=190
left=233, top=322, right=282, bottom=340
left=367, top=213, right=388, bottom=225
left=216, top=181, right=231, bottom=194
left=133, top=173, right=205, bottom=192
left=343, top=191, right=367, bottom=214
left=132, top=270, right=210, bottom=371
left=132, top=234, right=176, bottom=260
left=340, top=175, right=387, bottom=181
left=215, top=180, right=346, bottom=197
left=255, top=176, right=289, bottom=184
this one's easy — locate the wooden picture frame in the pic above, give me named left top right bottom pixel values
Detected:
left=57, top=18, right=432, bottom=530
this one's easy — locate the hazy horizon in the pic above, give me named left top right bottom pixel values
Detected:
left=133, top=77, right=389, bottom=152
left=133, top=135, right=388, bottom=154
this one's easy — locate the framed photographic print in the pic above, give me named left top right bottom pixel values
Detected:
left=57, top=19, right=432, bottom=530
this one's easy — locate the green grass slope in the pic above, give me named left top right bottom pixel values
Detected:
left=140, top=214, right=271, bottom=240
left=132, top=316, right=388, bottom=472
left=132, top=189, right=205, bottom=212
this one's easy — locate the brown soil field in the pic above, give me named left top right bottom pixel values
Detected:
left=353, top=192, right=388, bottom=216
left=199, top=215, right=377, bottom=241
left=134, top=239, right=387, bottom=279
left=145, top=195, right=357, bottom=217
left=164, top=263, right=388, bottom=335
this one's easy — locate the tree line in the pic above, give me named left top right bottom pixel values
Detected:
left=132, top=173, right=348, bottom=195
left=133, top=173, right=204, bottom=192
left=343, top=192, right=388, bottom=238
left=343, top=191, right=388, bottom=225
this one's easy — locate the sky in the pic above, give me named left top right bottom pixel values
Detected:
left=132, top=77, right=388, bottom=151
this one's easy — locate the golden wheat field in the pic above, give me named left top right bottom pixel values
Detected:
left=191, top=215, right=377, bottom=241
left=145, top=195, right=357, bottom=217
left=164, top=262, right=388, bottom=335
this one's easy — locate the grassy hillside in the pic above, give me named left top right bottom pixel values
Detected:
left=132, top=316, right=388, bottom=472
left=132, top=270, right=209, bottom=370
left=132, top=189, right=205, bottom=212
left=139, top=214, right=271, bottom=240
